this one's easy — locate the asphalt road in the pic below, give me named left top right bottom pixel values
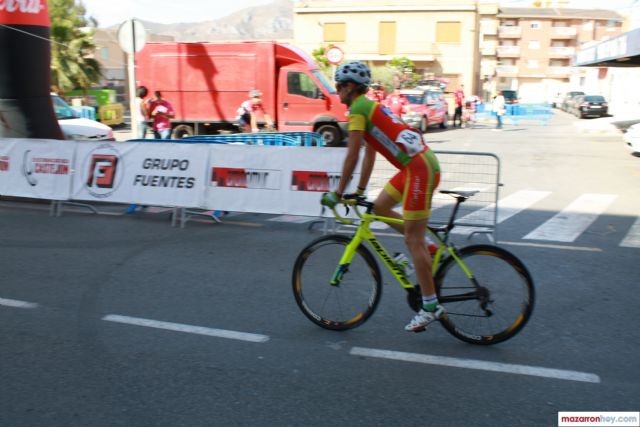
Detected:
left=1, top=111, right=639, bottom=426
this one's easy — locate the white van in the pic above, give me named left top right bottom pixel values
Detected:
left=52, top=93, right=115, bottom=141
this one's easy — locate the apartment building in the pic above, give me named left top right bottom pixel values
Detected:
left=293, top=0, right=480, bottom=93
left=491, top=8, right=623, bottom=103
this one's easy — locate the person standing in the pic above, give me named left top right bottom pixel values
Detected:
left=492, top=90, right=506, bottom=130
left=453, top=84, right=465, bottom=127
left=135, top=86, right=151, bottom=139
left=149, top=90, right=175, bottom=139
left=321, top=61, right=444, bottom=332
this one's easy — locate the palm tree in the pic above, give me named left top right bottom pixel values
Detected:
left=49, top=0, right=102, bottom=94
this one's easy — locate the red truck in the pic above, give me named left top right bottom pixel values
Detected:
left=135, top=41, right=348, bottom=146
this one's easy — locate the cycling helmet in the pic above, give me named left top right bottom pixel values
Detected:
left=335, top=61, right=371, bottom=87
left=249, top=89, right=262, bottom=98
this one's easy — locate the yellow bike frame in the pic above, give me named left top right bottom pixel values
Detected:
left=329, top=210, right=474, bottom=289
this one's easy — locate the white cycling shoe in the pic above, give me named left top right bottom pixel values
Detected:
left=404, top=305, right=445, bottom=332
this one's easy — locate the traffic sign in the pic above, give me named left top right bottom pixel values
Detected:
left=118, top=19, right=146, bottom=54
left=326, top=46, right=344, bottom=65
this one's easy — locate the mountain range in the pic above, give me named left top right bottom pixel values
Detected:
left=115, top=0, right=294, bottom=41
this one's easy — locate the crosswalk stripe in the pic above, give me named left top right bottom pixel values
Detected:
left=524, top=194, right=618, bottom=242
left=453, top=190, right=551, bottom=235
left=620, top=217, right=640, bottom=248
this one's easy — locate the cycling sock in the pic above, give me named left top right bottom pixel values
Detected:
left=422, top=294, right=439, bottom=312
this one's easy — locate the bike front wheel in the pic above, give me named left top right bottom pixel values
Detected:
left=435, top=244, right=535, bottom=345
left=292, top=235, right=382, bottom=330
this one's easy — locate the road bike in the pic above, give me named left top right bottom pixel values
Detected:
left=292, top=190, right=535, bottom=345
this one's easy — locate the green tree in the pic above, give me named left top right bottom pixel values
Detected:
left=387, top=56, right=418, bottom=88
left=49, top=0, right=102, bottom=94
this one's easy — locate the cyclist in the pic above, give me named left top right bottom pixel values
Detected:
left=236, top=89, right=274, bottom=133
left=320, top=61, right=444, bottom=332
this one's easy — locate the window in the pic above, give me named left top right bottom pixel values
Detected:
left=323, top=23, right=346, bottom=42
left=528, top=40, right=540, bottom=49
left=379, top=22, right=396, bottom=54
left=527, top=59, right=539, bottom=68
left=436, top=22, right=461, bottom=43
left=530, top=21, right=541, bottom=29
left=287, top=72, right=319, bottom=99
left=100, top=47, right=109, bottom=60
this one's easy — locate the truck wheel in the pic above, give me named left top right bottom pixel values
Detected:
left=172, top=124, right=194, bottom=139
left=316, top=124, right=343, bottom=147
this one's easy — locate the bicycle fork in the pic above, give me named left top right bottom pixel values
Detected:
left=329, top=235, right=363, bottom=286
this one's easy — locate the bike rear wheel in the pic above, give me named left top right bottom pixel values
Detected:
left=435, top=244, right=534, bottom=345
left=292, top=235, right=382, bottom=330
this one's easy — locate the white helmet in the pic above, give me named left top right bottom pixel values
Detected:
left=249, top=89, right=262, bottom=98
left=335, top=61, right=371, bottom=87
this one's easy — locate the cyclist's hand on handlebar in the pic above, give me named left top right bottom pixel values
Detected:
left=320, top=191, right=341, bottom=208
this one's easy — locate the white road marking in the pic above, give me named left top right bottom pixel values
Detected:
left=102, top=314, right=270, bottom=343
left=524, top=193, right=617, bottom=242
left=0, top=297, right=38, bottom=309
left=500, top=241, right=602, bottom=252
left=268, top=215, right=316, bottom=224
left=452, top=190, right=551, bottom=235
left=620, top=217, right=640, bottom=248
left=350, top=347, right=600, bottom=383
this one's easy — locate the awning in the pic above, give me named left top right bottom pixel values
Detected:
left=575, top=27, right=640, bottom=67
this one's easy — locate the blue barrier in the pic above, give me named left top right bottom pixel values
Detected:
left=183, top=132, right=324, bottom=147
left=71, top=106, right=96, bottom=121
left=474, top=103, right=553, bottom=125
left=127, top=132, right=325, bottom=146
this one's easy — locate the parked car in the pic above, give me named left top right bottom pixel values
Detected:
left=560, top=91, right=584, bottom=112
left=623, top=123, right=640, bottom=155
left=572, top=95, right=608, bottom=118
left=501, top=89, right=518, bottom=104
left=398, top=89, right=448, bottom=133
left=52, top=94, right=114, bottom=141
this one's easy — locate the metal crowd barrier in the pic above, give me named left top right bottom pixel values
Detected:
left=329, top=150, right=502, bottom=242
left=181, top=131, right=324, bottom=146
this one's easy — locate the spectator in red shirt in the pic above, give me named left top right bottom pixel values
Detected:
left=149, top=91, right=175, bottom=139
left=366, top=81, right=386, bottom=103
left=383, top=87, right=409, bottom=117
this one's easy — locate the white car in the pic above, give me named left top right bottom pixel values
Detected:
left=623, top=123, right=640, bottom=155
left=52, top=94, right=115, bottom=141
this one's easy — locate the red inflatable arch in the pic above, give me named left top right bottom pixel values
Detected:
left=0, top=0, right=64, bottom=139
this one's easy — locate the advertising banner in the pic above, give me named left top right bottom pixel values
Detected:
left=71, top=141, right=208, bottom=207
left=0, top=138, right=73, bottom=200
left=204, top=145, right=360, bottom=216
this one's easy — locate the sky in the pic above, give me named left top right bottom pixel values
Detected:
left=81, top=0, right=639, bottom=28
left=81, top=0, right=274, bottom=28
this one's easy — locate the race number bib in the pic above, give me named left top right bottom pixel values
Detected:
left=395, top=129, right=423, bottom=156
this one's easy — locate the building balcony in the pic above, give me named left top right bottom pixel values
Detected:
left=548, top=46, right=576, bottom=57
left=547, top=66, right=572, bottom=76
left=480, top=21, right=498, bottom=36
left=496, top=45, right=521, bottom=57
left=498, top=26, right=522, bottom=38
left=496, top=65, right=518, bottom=76
left=551, top=27, right=577, bottom=38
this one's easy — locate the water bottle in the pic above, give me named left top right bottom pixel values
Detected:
left=393, top=252, right=414, bottom=277
left=426, top=236, right=439, bottom=256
